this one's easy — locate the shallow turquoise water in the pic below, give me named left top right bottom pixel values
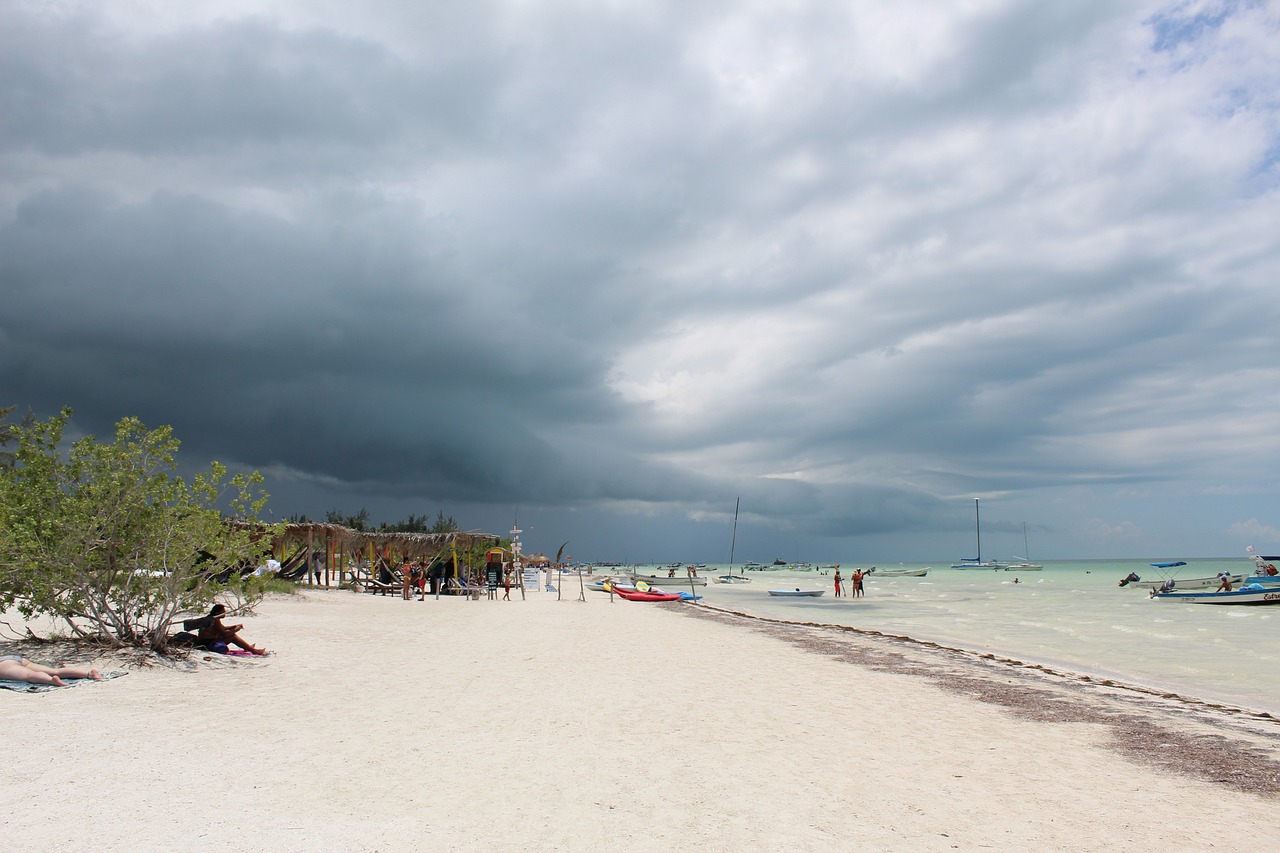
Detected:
left=628, top=559, right=1280, bottom=714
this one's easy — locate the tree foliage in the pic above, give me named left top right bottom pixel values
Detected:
left=0, top=408, right=282, bottom=651
left=323, top=508, right=459, bottom=534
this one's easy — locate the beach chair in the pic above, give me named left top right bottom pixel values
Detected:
left=364, top=565, right=400, bottom=596
left=447, top=577, right=486, bottom=600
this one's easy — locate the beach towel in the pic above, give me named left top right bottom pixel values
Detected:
left=0, top=670, right=129, bottom=694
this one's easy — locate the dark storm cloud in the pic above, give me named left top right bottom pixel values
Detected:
left=4, top=1, right=1280, bottom=560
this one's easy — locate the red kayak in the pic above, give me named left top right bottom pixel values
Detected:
left=611, top=587, right=683, bottom=602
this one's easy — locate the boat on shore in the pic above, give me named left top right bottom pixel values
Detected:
left=612, top=587, right=685, bottom=602
left=767, top=588, right=825, bottom=597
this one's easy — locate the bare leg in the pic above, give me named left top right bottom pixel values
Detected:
left=22, top=661, right=103, bottom=681
left=227, top=631, right=267, bottom=655
left=1, top=659, right=100, bottom=685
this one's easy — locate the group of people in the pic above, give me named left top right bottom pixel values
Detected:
left=2, top=601, right=267, bottom=686
left=395, top=559, right=514, bottom=601
left=832, top=567, right=866, bottom=598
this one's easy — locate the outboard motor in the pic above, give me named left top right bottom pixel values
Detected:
left=1118, top=571, right=1141, bottom=588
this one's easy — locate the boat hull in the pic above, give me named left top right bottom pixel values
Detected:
left=1153, top=586, right=1280, bottom=605
left=873, top=569, right=929, bottom=577
left=1120, top=574, right=1244, bottom=591
left=767, top=589, right=825, bottom=597
left=612, top=588, right=684, bottom=602
left=631, top=574, right=708, bottom=587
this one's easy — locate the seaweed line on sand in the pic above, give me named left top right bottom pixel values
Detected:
left=675, top=602, right=1280, bottom=797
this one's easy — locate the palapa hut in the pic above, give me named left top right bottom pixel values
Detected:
left=268, top=522, right=500, bottom=588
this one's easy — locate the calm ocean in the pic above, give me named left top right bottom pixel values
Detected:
left=640, top=559, right=1278, bottom=714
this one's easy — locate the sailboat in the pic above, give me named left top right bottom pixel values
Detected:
left=1005, top=522, right=1043, bottom=570
left=951, top=498, right=1005, bottom=569
left=715, top=498, right=752, bottom=583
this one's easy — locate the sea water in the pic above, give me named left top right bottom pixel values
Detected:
left=638, top=559, right=1280, bottom=714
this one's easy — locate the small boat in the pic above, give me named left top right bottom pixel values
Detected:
left=872, top=568, right=930, bottom=577
left=631, top=573, right=707, bottom=587
left=612, top=587, right=684, bottom=602
left=1004, top=522, right=1043, bottom=570
left=772, top=558, right=788, bottom=566
left=714, top=498, right=752, bottom=584
left=1152, top=585, right=1280, bottom=605
left=587, top=580, right=636, bottom=593
left=1118, top=563, right=1244, bottom=591
left=952, top=499, right=1006, bottom=568
left=767, top=588, right=825, bottom=597
left=1246, top=546, right=1280, bottom=579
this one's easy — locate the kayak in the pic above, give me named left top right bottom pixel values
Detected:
left=612, top=587, right=684, bottom=602
left=767, top=589, right=826, bottom=597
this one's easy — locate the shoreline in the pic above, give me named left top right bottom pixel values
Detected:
left=681, top=602, right=1280, bottom=797
left=5, top=588, right=1279, bottom=851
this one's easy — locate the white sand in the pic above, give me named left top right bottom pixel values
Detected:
left=4, top=587, right=1278, bottom=852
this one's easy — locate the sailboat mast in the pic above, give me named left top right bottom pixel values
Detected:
left=728, top=497, right=740, bottom=572
left=974, top=498, right=981, bottom=563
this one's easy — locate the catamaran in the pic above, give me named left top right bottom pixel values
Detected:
left=952, top=498, right=1005, bottom=569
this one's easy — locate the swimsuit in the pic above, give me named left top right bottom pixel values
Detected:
left=0, top=654, right=25, bottom=664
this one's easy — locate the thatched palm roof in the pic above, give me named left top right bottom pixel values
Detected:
left=273, top=522, right=499, bottom=560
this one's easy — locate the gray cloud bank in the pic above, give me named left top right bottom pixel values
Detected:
left=3, top=1, right=1280, bottom=561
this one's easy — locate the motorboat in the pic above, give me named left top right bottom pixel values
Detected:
left=631, top=573, right=707, bottom=587
left=1118, top=562, right=1243, bottom=591
left=1151, top=584, right=1280, bottom=605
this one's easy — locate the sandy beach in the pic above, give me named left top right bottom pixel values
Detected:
left=4, top=586, right=1279, bottom=852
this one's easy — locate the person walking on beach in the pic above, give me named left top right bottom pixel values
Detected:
left=833, top=569, right=843, bottom=598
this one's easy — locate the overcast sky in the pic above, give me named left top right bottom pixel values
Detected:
left=3, top=1, right=1280, bottom=564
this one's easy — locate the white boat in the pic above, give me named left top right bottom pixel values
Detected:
left=1118, top=562, right=1243, bottom=591
left=631, top=573, right=708, bottom=587
left=714, top=498, right=752, bottom=584
left=1246, top=546, right=1280, bottom=580
left=1004, top=523, right=1043, bottom=570
left=871, top=567, right=930, bottom=577
left=951, top=499, right=1006, bottom=569
left=1152, top=584, right=1280, bottom=605
left=767, top=588, right=825, bottom=597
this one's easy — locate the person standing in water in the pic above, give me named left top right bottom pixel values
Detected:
left=833, top=569, right=843, bottom=597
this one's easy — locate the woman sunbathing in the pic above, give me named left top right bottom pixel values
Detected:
left=197, top=604, right=267, bottom=655
left=0, top=655, right=102, bottom=686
